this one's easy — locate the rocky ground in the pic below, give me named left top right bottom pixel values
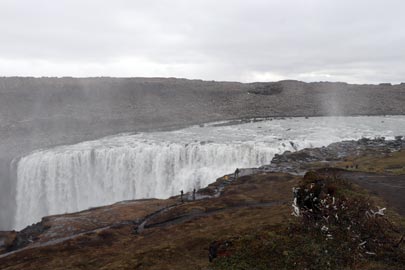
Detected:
left=0, top=138, right=404, bottom=269
left=263, top=136, right=405, bottom=174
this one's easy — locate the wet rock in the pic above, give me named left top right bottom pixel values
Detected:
left=0, top=231, right=17, bottom=253
left=7, top=221, right=50, bottom=252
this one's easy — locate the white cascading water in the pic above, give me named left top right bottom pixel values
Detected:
left=14, top=116, right=405, bottom=229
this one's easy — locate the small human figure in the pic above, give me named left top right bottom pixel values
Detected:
left=234, top=168, right=240, bottom=179
left=180, top=190, right=184, bottom=203
left=193, top=188, right=196, bottom=201
left=208, top=241, right=219, bottom=262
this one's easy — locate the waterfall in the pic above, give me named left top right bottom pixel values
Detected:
left=14, top=140, right=279, bottom=229
left=13, top=116, right=405, bottom=229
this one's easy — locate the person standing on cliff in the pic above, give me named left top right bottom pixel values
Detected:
left=192, top=188, right=196, bottom=201
left=209, top=241, right=219, bottom=262
left=180, top=190, right=184, bottom=203
left=234, top=168, right=240, bottom=179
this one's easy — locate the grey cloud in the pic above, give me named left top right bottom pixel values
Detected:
left=0, top=0, right=404, bottom=83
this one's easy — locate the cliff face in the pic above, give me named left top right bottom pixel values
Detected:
left=1, top=77, right=405, bottom=229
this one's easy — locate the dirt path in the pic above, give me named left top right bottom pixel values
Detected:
left=136, top=203, right=181, bottom=234
left=339, top=171, right=405, bottom=215
left=0, top=199, right=285, bottom=260
left=0, top=219, right=138, bottom=259
left=142, top=201, right=286, bottom=231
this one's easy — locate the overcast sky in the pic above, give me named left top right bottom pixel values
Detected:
left=0, top=0, right=404, bottom=83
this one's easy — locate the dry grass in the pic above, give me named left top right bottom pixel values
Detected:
left=212, top=171, right=405, bottom=270
left=334, top=150, right=405, bottom=175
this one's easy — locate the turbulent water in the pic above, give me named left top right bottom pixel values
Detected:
left=14, top=116, right=405, bottom=229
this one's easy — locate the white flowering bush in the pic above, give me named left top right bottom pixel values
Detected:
left=292, top=170, right=405, bottom=266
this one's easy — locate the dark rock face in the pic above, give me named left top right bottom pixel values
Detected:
left=0, top=232, right=17, bottom=254
left=262, top=137, right=405, bottom=174
left=6, top=222, right=49, bottom=252
left=247, top=82, right=283, bottom=95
